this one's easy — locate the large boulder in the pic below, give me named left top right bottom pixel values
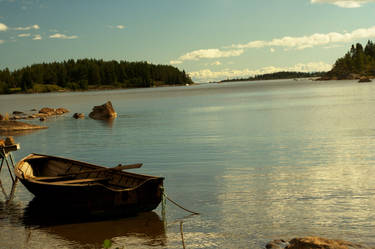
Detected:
left=89, top=101, right=117, bottom=120
left=266, top=237, right=370, bottom=249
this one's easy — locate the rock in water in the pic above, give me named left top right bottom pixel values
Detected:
left=89, top=101, right=117, bottom=120
left=266, top=240, right=289, bottom=249
left=39, top=107, right=56, bottom=115
left=0, top=120, right=47, bottom=132
left=5, top=136, right=15, bottom=146
left=73, top=113, right=85, bottom=119
left=266, top=237, right=369, bottom=249
left=55, top=107, right=69, bottom=115
left=358, top=77, right=372, bottom=83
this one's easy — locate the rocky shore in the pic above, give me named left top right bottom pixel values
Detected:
left=266, top=237, right=373, bottom=249
left=0, top=101, right=117, bottom=134
left=3, top=107, right=70, bottom=121
left=0, top=120, right=47, bottom=132
left=317, top=74, right=373, bottom=83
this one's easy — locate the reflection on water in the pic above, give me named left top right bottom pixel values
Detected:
left=2, top=80, right=375, bottom=248
left=0, top=197, right=166, bottom=249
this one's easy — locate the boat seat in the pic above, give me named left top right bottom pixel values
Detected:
left=51, top=177, right=110, bottom=184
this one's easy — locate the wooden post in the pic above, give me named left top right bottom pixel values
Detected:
left=0, top=144, right=20, bottom=184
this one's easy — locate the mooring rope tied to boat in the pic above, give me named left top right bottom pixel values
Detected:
left=161, top=187, right=200, bottom=215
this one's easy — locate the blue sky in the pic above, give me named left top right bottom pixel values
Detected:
left=1, top=0, right=375, bottom=82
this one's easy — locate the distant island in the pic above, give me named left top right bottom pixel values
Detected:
left=219, top=71, right=326, bottom=83
left=220, top=40, right=375, bottom=83
left=0, top=59, right=193, bottom=94
left=322, top=40, right=375, bottom=81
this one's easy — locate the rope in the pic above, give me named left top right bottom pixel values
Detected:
left=161, top=187, right=200, bottom=215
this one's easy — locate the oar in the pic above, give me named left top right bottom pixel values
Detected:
left=59, top=163, right=143, bottom=176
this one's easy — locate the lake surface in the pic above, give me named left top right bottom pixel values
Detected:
left=1, top=79, right=375, bottom=248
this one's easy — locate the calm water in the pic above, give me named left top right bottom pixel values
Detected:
left=1, top=79, right=375, bottom=248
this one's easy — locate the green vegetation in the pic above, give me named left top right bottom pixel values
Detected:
left=326, top=40, right=375, bottom=79
left=220, top=71, right=325, bottom=83
left=0, top=59, right=193, bottom=94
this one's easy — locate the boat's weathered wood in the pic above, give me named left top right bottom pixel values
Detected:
left=31, top=176, right=72, bottom=181
left=59, top=163, right=143, bottom=176
left=48, top=177, right=109, bottom=184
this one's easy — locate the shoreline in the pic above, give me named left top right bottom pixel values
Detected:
left=1, top=82, right=195, bottom=96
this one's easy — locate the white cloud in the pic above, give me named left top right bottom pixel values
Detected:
left=172, top=26, right=375, bottom=64
left=311, top=0, right=375, bottom=8
left=178, top=48, right=244, bottom=61
left=170, top=60, right=183, bottom=65
left=108, top=25, right=126, bottom=29
left=0, top=22, right=8, bottom=31
left=190, top=62, right=332, bottom=82
left=32, top=34, right=42, bottom=40
left=231, top=26, right=375, bottom=50
left=14, top=24, right=40, bottom=31
left=18, top=33, right=31, bottom=37
left=49, top=33, right=78, bottom=39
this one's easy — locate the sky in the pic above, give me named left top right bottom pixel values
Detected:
left=1, top=0, right=375, bottom=82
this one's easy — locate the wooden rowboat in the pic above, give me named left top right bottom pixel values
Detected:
left=15, top=154, right=164, bottom=215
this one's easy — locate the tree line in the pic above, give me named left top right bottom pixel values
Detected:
left=327, top=40, right=375, bottom=79
left=0, top=59, right=193, bottom=94
left=220, top=71, right=325, bottom=83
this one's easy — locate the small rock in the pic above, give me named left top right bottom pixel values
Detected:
left=39, top=117, right=46, bottom=122
left=12, top=111, right=24, bottom=115
left=11, top=115, right=22, bottom=120
left=89, top=101, right=117, bottom=120
left=266, top=240, right=289, bottom=249
left=39, top=107, right=55, bottom=115
left=358, top=77, right=372, bottom=83
left=286, top=237, right=367, bottom=249
left=73, top=113, right=85, bottom=119
left=55, top=107, right=69, bottom=115
left=30, top=109, right=37, bottom=111
left=5, top=136, right=15, bottom=146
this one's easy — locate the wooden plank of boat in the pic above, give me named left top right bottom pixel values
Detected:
left=51, top=177, right=109, bottom=184
left=59, top=163, right=143, bottom=177
left=30, top=177, right=110, bottom=185
left=30, top=176, right=73, bottom=181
